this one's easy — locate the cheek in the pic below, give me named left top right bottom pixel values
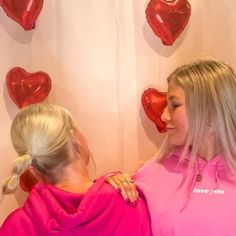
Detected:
left=183, top=113, right=189, bottom=132
left=78, top=136, right=90, bottom=164
left=80, top=141, right=90, bottom=163
left=73, top=130, right=90, bottom=164
left=180, top=117, right=189, bottom=133
left=176, top=109, right=188, bottom=129
left=173, top=112, right=189, bottom=138
left=170, top=120, right=188, bottom=145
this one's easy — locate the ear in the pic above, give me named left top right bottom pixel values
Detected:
left=207, top=119, right=215, bottom=135
left=71, top=128, right=90, bottom=165
left=206, top=114, right=215, bottom=134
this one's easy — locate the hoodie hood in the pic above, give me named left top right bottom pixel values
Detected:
left=25, top=181, right=101, bottom=231
left=24, top=178, right=122, bottom=231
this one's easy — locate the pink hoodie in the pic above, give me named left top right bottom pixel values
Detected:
left=134, top=149, right=236, bottom=236
left=0, top=176, right=152, bottom=236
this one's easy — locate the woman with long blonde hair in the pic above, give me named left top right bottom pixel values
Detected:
left=107, top=59, right=236, bottom=236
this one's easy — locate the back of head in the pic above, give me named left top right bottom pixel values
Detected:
left=167, top=59, right=236, bottom=170
left=2, top=103, right=75, bottom=195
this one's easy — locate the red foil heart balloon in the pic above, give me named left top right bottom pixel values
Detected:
left=0, top=0, right=44, bottom=30
left=146, top=0, right=191, bottom=46
left=6, top=67, right=51, bottom=109
left=142, top=88, right=167, bottom=133
left=20, top=169, right=39, bottom=192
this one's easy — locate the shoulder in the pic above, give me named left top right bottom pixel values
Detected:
left=0, top=208, right=35, bottom=235
left=90, top=175, right=151, bottom=234
left=91, top=175, right=148, bottom=208
left=92, top=175, right=126, bottom=199
left=134, top=152, right=182, bottom=182
left=1, top=208, right=25, bottom=225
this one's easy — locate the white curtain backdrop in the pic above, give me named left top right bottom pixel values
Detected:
left=1, top=0, right=236, bottom=223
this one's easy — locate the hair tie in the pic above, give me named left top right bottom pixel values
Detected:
left=25, top=152, right=32, bottom=157
left=12, top=173, right=19, bottom=179
left=22, top=153, right=33, bottom=161
left=13, top=153, right=33, bottom=176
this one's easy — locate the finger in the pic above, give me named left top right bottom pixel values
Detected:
left=120, top=179, right=138, bottom=203
left=106, top=177, right=120, bottom=191
left=113, top=176, right=136, bottom=203
left=126, top=179, right=139, bottom=202
left=128, top=178, right=139, bottom=200
left=122, top=174, right=138, bottom=202
left=106, top=174, right=138, bottom=203
left=106, top=176, right=130, bottom=200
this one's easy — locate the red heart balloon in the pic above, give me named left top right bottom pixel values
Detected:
left=142, top=88, right=167, bottom=133
left=20, top=169, right=39, bottom=192
left=0, top=0, right=44, bottom=31
left=6, top=67, right=51, bottom=109
left=146, top=0, right=191, bottom=46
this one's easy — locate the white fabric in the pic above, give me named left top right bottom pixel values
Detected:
left=1, top=0, right=236, bottom=224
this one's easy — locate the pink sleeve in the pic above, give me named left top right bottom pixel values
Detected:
left=0, top=209, right=36, bottom=236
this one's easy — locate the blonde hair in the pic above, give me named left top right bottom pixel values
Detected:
left=157, top=59, right=236, bottom=172
left=2, top=103, right=81, bottom=195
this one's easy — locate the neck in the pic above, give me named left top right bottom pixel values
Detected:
left=197, top=149, right=220, bottom=161
left=55, top=159, right=93, bottom=193
left=197, top=135, right=221, bottom=161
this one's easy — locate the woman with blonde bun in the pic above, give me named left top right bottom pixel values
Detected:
left=0, top=103, right=151, bottom=236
